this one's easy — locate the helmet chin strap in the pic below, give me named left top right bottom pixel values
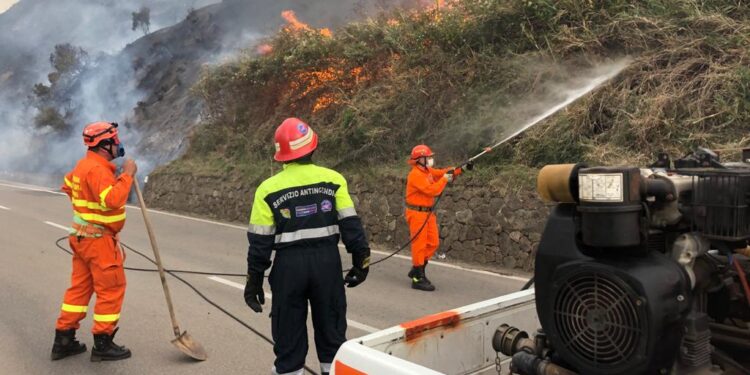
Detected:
left=416, top=157, right=428, bottom=168
left=105, top=143, right=117, bottom=159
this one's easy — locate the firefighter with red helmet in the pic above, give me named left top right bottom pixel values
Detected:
left=244, top=118, right=371, bottom=375
left=52, top=122, right=136, bottom=362
left=405, top=145, right=470, bottom=291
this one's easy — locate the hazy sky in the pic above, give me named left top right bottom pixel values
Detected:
left=0, top=0, right=18, bottom=13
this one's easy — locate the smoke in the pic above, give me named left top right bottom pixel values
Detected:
left=0, top=0, right=406, bottom=185
left=0, top=0, right=220, bottom=182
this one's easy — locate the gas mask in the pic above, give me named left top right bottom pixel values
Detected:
left=117, top=143, right=125, bottom=158
left=105, top=140, right=125, bottom=159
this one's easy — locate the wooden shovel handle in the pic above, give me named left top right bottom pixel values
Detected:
left=133, top=178, right=182, bottom=337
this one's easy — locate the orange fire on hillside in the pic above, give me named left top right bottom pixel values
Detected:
left=287, top=64, right=373, bottom=113
left=256, top=43, right=273, bottom=55
left=281, top=10, right=332, bottom=37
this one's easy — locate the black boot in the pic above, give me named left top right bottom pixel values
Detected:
left=91, top=328, right=131, bottom=362
left=51, top=329, right=87, bottom=361
left=411, top=266, right=435, bottom=292
left=407, top=266, right=418, bottom=279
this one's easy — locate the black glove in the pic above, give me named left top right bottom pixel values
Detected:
left=244, top=272, right=265, bottom=313
left=461, top=161, right=474, bottom=171
left=344, top=252, right=370, bottom=288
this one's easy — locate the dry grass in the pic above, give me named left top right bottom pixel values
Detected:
left=167, top=0, right=750, bottom=180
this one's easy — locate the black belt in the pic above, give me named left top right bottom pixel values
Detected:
left=406, top=204, right=433, bottom=212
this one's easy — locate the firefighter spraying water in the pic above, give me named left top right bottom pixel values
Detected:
left=405, top=145, right=472, bottom=291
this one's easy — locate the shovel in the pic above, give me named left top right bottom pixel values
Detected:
left=133, top=179, right=208, bottom=361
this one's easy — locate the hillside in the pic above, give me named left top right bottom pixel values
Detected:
left=0, top=0, right=393, bottom=176
left=163, top=0, right=750, bottom=186
left=123, top=0, right=407, bottom=170
left=0, top=0, right=218, bottom=96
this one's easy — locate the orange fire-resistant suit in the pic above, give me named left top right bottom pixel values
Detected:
left=405, top=165, right=460, bottom=266
left=55, top=151, right=133, bottom=335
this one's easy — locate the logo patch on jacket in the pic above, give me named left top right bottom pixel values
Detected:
left=295, top=204, right=318, bottom=217
left=280, top=208, right=291, bottom=219
left=321, top=199, right=333, bottom=212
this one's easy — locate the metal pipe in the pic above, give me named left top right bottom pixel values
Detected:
left=511, top=351, right=578, bottom=375
left=712, top=332, right=750, bottom=351
left=709, top=322, right=750, bottom=338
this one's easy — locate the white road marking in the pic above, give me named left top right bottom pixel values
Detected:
left=0, top=205, right=9, bottom=210
left=44, top=221, right=70, bottom=232
left=125, top=205, right=247, bottom=230
left=208, top=276, right=379, bottom=333
left=0, top=181, right=65, bottom=195
left=370, top=249, right=531, bottom=282
left=1, top=179, right=530, bottom=281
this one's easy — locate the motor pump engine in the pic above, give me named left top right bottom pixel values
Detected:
left=494, top=148, right=750, bottom=375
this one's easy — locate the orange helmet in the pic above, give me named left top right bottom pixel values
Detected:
left=274, top=117, right=318, bottom=162
left=409, top=144, right=434, bottom=165
left=82, top=122, right=120, bottom=147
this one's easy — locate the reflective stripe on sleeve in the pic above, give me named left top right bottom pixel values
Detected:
left=99, top=185, right=113, bottom=209
left=248, top=224, right=276, bottom=235
left=64, top=177, right=73, bottom=188
left=337, top=207, right=357, bottom=220
left=93, top=313, right=120, bottom=322
left=275, top=225, right=340, bottom=244
left=61, top=303, right=88, bottom=313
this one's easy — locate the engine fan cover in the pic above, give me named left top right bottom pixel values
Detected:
left=551, top=266, right=647, bottom=371
left=535, top=204, right=691, bottom=375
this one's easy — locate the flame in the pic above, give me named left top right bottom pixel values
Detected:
left=256, top=44, right=273, bottom=55
left=281, top=10, right=309, bottom=31
left=288, top=64, right=372, bottom=113
left=281, top=10, right=332, bottom=37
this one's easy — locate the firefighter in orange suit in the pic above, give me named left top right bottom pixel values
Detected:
left=405, top=145, right=470, bottom=291
left=51, top=122, right=136, bottom=362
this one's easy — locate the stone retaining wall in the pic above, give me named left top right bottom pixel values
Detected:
left=144, top=172, right=549, bottom=272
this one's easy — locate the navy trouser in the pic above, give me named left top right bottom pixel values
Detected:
left=269, top=246, right=347, bottom=373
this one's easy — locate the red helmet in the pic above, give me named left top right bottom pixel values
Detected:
left=82, top=122, right=120, bottom=147
left=274, top=117, right=318, bottom=162
left=409, top=144, right=434, bottom=165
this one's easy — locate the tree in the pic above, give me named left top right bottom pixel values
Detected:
left=49, top=44, right=88, bottom=76
left=30, top=43, right=89, bottom=133
left=33, top=107, right=69, bottom=133
left=132, top=6, right=151, bottom=35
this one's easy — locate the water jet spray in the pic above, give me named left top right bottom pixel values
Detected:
left=461, top=58, right=631, bottom=167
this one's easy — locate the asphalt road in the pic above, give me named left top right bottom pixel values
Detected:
left=0, top=179, right=528, bottom=374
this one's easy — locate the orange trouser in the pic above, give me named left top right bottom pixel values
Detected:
left=406, top=209, right=439, bottom=267
left=56, top=235, right=126, bottom=335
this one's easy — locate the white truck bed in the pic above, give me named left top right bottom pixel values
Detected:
left=332, top=289, right=539, bottom=375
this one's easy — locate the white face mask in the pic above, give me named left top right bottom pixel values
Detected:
left=426, top=157, right=435, bottom=168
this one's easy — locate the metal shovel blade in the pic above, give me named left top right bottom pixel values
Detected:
left=171, top=331, right=208, bottom=361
